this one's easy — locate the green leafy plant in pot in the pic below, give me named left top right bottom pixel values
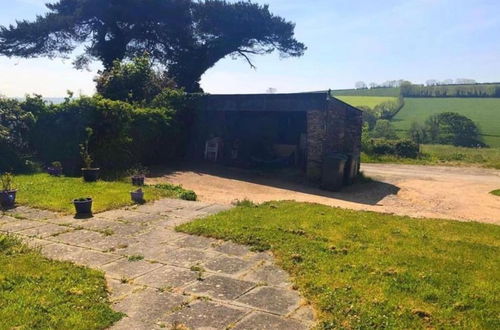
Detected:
left=73, top=197, right=93, bottom=215
left=0, top=173, right=17, bottom=208
left=129, top=165, right=148, bottom=186
left=47, top=161, right=63, bottom=176
left=80, top=128, right=100, bottom=182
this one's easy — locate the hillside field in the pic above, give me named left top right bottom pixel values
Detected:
left=332, top=87, right=400, bottom=97
left=392, top=98, right=500, bottom=147
left=336, top=96, right=397, bottom=108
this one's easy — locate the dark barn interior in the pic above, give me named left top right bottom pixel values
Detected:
left=189, top=92, right=363, bottom=189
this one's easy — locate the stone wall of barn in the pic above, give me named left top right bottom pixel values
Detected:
left=306, top=100, right=362, bottom=182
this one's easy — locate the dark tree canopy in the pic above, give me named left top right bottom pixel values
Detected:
left=0, top=0, right=306, bottom=92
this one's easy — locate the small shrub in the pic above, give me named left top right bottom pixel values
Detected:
left=232, top=199, right=257, bottom=207
left=179, top=190, right=197, bottom=201
left=364, top=139, right=420, bottom=159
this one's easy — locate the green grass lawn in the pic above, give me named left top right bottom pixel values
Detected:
left=392, top=98, right=500, bottom=147
left=13, top=173, right=194, bottom=214
left=178, top=201, right=500, bottom=329
left=336, top=96, right=397, bottom=108
left=362, top=144, right=500, bottom=169
left=0, top=235, right=122, bottom=329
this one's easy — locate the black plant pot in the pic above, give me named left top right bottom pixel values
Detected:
left=73, top=198, right=92, bottom=215
left=0, top=190, right=17, bottom=208
left=131, top=190, right=145, bottom=203
left=82, top=168, right=100, bottom=182
left=131, top=175, right=145, bottom=186
left=48, top=167, right=63, bottom=177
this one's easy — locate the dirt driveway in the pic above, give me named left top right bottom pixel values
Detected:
left=149, top=163, right=500, bottom=225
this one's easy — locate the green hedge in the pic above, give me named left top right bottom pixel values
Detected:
left=363, top=139, right=420, bottom=158
left=31, top=95, right=188, bottom=175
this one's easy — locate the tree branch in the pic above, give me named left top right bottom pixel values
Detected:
left=237, top=50, right=256, bottom=69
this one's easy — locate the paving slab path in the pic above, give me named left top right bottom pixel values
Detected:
left=0, top=199, right=315, bottom=330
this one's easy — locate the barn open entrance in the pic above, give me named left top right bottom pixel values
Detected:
left=202, top=110, right=307, bottom=170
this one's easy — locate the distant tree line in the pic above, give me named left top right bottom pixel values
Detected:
left=400, top=83, right=500, bottom=98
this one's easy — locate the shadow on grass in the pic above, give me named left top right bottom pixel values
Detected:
left=149, top=161, right=400, bottom=206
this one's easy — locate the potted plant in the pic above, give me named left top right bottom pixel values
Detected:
left=80, top=128, right=100, bottom=182
left=130, top=165, right=148, bottom=186
left=131, top=188, right=144, bottom=203
left=73, top=197, right=93, bottom=215
left=47, top=161, right=63, bottom=176
left=0, top=173, right=17, bottom=208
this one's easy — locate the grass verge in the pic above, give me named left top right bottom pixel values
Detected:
left=0, top=235, right=122, bottom=329
left=12, top=173, right=196, bottom=214
left=177, top=201, right=500, bottom=329
left=362, top=144, right=500, bottom=169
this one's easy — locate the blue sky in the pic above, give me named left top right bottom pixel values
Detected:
left=0, top=0, right=499, bottom=97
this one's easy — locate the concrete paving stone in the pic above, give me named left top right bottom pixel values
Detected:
left=17, top=223, right=72, bottom=238
left=290, top=305, right=316, bottom=323
left=134, top=265, right=199, bottom=289
left=109, top=317, right=153, bottom=330
left=214, top=241, right=252, bottom=257
left=0, top=215, right=17, bottom=224
left=102, top=258, right=164, bottom=279
left=98, top=210, right=162, bottom=225
left=160, top=248, right=219, bottom=268
left=0, top=219, right=44, bottom=233
left=162, top=300, right=247, bottom=330
left=106, top=278, right=141, bottom=301
left=49, top=229, right=104, bottom=246
left=132, top=227, right=188, bottom=244
left=118, top=241, right=179, bottom=262
left=113, top=287, right=186, bottom=322
left=88, top=235, right=139, bottom=252
left=5, top=206, right=58, bottom=220
left=185, top=275, right=255, bottom=301
left=21, top=237, right=53, bottom=249
left=46, top=215, right=81, bottom=226
left=236, top=286, right=302, bottom=315
left=173, top=235, right=219, bottom=249
left=41, top=243, right=122, bottom=267
left=241, top=264, right=291, bottom=287
left=233, top=312, right=308, bottom=330
left=204, top=255, right=255, bottom=275
left=197, top=204, right=233, bottom=215
left=78, top=218, right=146, bottom=236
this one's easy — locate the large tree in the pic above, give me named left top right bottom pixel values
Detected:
left=0, top=0, right=306, bottom=92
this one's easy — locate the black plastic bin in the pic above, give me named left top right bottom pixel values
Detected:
left=321, top=153, right=348, bottom=191
left=344, top=154, right=359, bottom=185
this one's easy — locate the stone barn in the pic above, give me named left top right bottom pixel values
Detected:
left=190, top=91, right=363, bottom=189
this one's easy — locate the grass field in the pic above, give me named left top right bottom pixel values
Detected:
left=336, top=96, right=397, bottom=108
left=178, top=201, right=500, bottom=329
left=392, top=98, right=500, bottom=147
left=362, top=144, right=500, bottom=169
left=0, top=235, right=122, bottom=329
left=13, top=174, right=195, bottom=214
left=332, top=87, right=401, bottom=97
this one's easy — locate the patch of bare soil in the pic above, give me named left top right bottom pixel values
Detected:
left=148, top=163, right=500, bottom=225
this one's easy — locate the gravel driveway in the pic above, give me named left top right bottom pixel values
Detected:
left=150, top=163, right=500, bottom=225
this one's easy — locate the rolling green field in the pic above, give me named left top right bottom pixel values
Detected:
left=332, top=87, right=401, bottom=97
left=392, top=98, right=500, bottom=147
left=336, top=96, right=397, bottom=108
